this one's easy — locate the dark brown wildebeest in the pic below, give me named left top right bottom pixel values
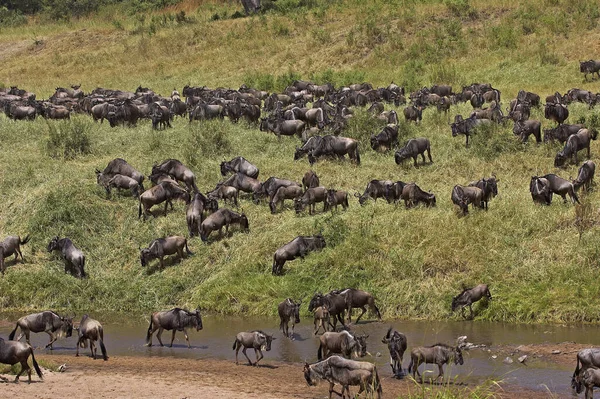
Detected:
left=403, top=105, right=423, bottom=123
left=313, top=305, right=331, bottom=335
left=507, top=98, right=531, bottom=122
left=91, top=102, right=109, bottom=123
left=140, top=236, right=192, bottom=270
left=395, top=138, right=432, bottom=167
left=233, top=330, right=275, bottom=366
left=272, top=234, right=326, bottom=275
left=451, top=284, right=492, bottom=319
left=536, top=174, right=579, bottom=203
left=3, top=103, right=36, bottom=120
left=356, top=179, right=393, bottom=205
left=269, top=185, right=303, bottom=214
left=150, top=102, right=172, bottom=130
left=0, top=338, right=43, bottom=384
left=326, top=189, right=349, bottom=212
left=543, top=124, right=584, bottom=144
left=371, top=124, right=399, bottom=152
left=530, top=176, right=553, bottom=205
left=43, top=104, right=70, bottom=120
left=207, top=185, right=239, bottom=207
left=513, top=119, right=542, bottom=143
left=309, top=292, right=347, bottom=330
left=101, top=174, right=142, bottom=198
left=409, top=343, right=464, bottom=382
left=219, top=172, right=262, bottom=201
left=382, top=326, right=408, bottom=378
left=255, top=177, right=300, bottom=202
left=572, top=348, right=600, bottom=393
left=317, top=330, right=368, bottom=360
left=305, top=136, right=361, bottom=166
left=152, top=159, right=198, bottom=192
left=468, top=176, right=498, bottom=210
left=138, top=181, right=191, bottom=220
left=278, top=298, right=301, bottom=339
left=302, top=170, right=320, bottom=191
left=576, top=368, right=600, bottom=399
left=221, top=156, right=259, bottom=179
left=400, top=183, right=436, bottom=209
left=470, top=101, right=503, bottom=122
left=545, top=102, right=569, bottom=125
left=200, top=208, right=249, bottom=242
left=430, top=84, right=452, bottom=97
left=9, top=311, right=73, bottom=349
left=186, top=192, right=218, bottom=237
left=260, top=117, right=306, bottom=139
left=385, top=180, right=407, bottom=204
left=335, top=288, right=381, bottom=324
left=76, top=315, right=108, bottom=361
left=580, top=60, right=600, bottom=81
left=0, top=235, right=30, bottom=275
left=96, top=158, right=145, bottom=191
left=304, top=356, right=382, bottom=399
left=555, top=128, right=598, bottom=167
left=574, top=160, right=596, bottom=192
left=450, top=114, right=492, bottom=147
left=47, top=236, right=86, bottom=278
left=451, top=185, right=483, bottom=215
left=294, top=186, right=328, bottom=214
left=146, top=308, right=203, bottom=348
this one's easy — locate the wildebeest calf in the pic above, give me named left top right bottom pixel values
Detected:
left=278, top=298, right=301, bottom=339
left=451, top=284, right=492, bottom=319
left=76, top=315, right=108, bottom=361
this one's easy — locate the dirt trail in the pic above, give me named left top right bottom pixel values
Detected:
left=0, top=354, right=557, bottom=398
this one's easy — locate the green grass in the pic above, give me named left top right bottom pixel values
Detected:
left=0, top=0, right=600, bottom=323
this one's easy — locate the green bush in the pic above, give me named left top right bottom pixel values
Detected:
left=0, top=6, right=27, bottom=26
left=44, top=118, right=92, bottom=159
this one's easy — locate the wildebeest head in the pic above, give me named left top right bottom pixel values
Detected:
left=47, top=236, right=60, bottom=252
left=303, top=363, right=317, bottom=386
left=287, top=298, right=301, bottom=324
left=61, top=315, right=74, bottom=338
left=190, top=308, right=203, bottom=331
left=355, top=334, right=369, bottom=357
left=239, top=213, right=250, bottom=230
left=454, top=347, right=464, bottom=365
left=220, top=161, right=232, bottom=177
left=308, top=293, right=323, bottom=312
left=263, top=333, right=275, bottom=351
left=139, top=247, right=152, bottom=267
left=554, top=151, right=567, bottom=167
left=294, top=198, right=305, bottom=214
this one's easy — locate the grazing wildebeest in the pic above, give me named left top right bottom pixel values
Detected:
left=96, top=158, right=145, bottom=191
left=295, top=186, right=328, bottom=214
left=403, top=105, right=423, bottom=123
left=306, top=136, right=361, bottom=166
left=313, top=305, right=331, bottom=335
left=470, top=101, right=503, bottom=122
left=513, top=119, right=542, bottom=143
left=186, top=192, right=217, bottom=237
left=219, top=172, right=263, bottom=202
left=572, top=348, right=600, bottom=393
left=233, top=330, right=275, bottom=366
left=400, top=183, right=436, bottom=209
left=0, top=338, right=43, bottom=384
left=309, top=292, right=347, bottom=330
left=200, top=208, right=249, bottom=242
left=555, top=128, right=598, bottom=167
left=536, top=174, right=579, bottom=203
left=304, top=356, right=382, bottom=399
left=207, top=184, right=239, bottom=207
left=0, top=234, right=30, bottom=275
left=272, top=234, right=326, bottom=275
left=335, top=288, right=381, bottom=324
left=140, top=236, right=192, bottom=270
left=269, top=185, right=303, bottom=214
left=9, top=311, right=73, bottom=349
left=260, top=117, right=306, bottom=139
left=278, top=298, right=301, bottom=339
left=394, top=138, right=433, bottom=168
left=241, top=0, right=261, bottom=15
left=451, top=114, right=491, bottom=147
left=318, top=331, right=368, bottom=360
left=451, top=185, right=483, bottom=215
left=101, top=174, right=142, bottom=198
left=580, top=60, right=600, bottom=81
left=255, top=176, right=300, bottom=202
left=530, top=176, right=553, bottom=205
left=577, top=368, right=600, bottom=398
left=302, top=170, right=320, bottom=191
left=409, top=343, right=464, bottom=382
left=220, top=156, right=259, bottom=179
left=545, top=102, right=569, bottom=125
left=370, top=124, right=399, bottom=152
left=382, top=326, right=408, bottom=378
left=574, top=160, right=596, bottom=192
left=451, top=284, right=492, bottom=319
left=151, top=159, right=198, bottom=192
left=146, top=308, right=203, bottom=348
left=325, top=189, right=349, bottom=212
left=355, top=179, right=393, bottom=205
left=543, top=124, right=584, bottom=144
left=138, top=181, right=191, bottom=220
left=75, top=315, right=108, bottom=361
left=47, top=236, right=86, bottom=278
left=468, top=176, right=498, bottom=210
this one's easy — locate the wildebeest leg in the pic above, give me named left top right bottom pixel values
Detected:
left=76, top=338, right=81, bottom=357
left=421, top=152, right=426, bottom=164
left=354, top=306, right=367, bottom=324
left=14, top=359, right=28, bottom=383
left=164, top=201, right=169, bottom=216
left=242, top=347, right=253, bottom=365
left=427, top=148, right=433, bottom=163
left=437, top=363, right=445, bottom=381
left=90, top=340, right=96, bottom=359
left=170, top=329, right=177, bottom=347
left=156, top=327, right=165, bottom=346
left=413, top=156, right=418, bottom=167
left=329, top=381, right=343, bottom=399
left=460, top=306, right=466, bottom=319
left=183, top=328, right=191, bottom=348
left=469, top=303, right=474, bottom=319
left=255, top=348, right=263, bottom=366
left=16, top=247, right=23, bottom=262
left=291, top=320, right=295, bottom=338
left=45, top=331, right=56, bottom=349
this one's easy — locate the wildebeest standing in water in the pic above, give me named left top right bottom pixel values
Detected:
left=0, top=234, right=30, bottom=275
left=9, top=311, right=74, bottom=349
left=317, top=330, right=368, bottom=360
left=0, top=338, right=43, bottom=383
left=146, top=308, right=203, bottom=348
left=452, top=284, right=492, bottom=319
left=272, top=234, right=326, bottom=275
left=573, top=160, right=596, bottom=192
left=572, top=348, right=600, bottom=393
left=278, top=298, right=301, bottom=339
left=382, top=326, right=407, bottom=378
left=308, top=292, right=347, bottom=330
left=336, top=288, right=381, bottom=324
left=409, top=343, right=464, bottom=382
left=139, top=236, right=193, bottom=270
left=76, top=315, right=108, bottom=361
left=233, top=330, right=275, bottom=366
left=313, top=305, right=331, bottom=335
left=47, top=236, right=86, bottom=278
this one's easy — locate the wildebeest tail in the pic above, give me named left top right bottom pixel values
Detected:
left=317, top=342, right=323, bottom=360
left=8, top=324, right=19, bottom=340
left=374, top=365, right=382, bottom=397
left=232, top=338, right=239, bottom=350
left=407, top=356, right=414, bottom=375
left=98, top=325, right=108, bottom=361
left=185, top=239, right=193, bottom=255
left=30, top=347, right=43, bottom=380
left=374, top=304, right=382, bottom=319
left=355, top=147, right=361, bottom=165
left=20, top=235, right=31, bottom=245
left=138, top=199, right=143, bottom=219
left=145, top=317, right=154, bottom=345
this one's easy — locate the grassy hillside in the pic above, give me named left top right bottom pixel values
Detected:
left=1, top=0, right=600, bottom=323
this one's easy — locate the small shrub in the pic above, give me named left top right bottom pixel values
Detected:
left=444, top=0, right=477, bottom=19
left=0, top=7, right=27, bottom=27
left=44, top=118, right=92, bottom=159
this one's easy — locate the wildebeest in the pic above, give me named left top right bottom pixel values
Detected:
left=303, top=356, right=382, bottom=399
left=535, top=174, right=579, bottom=203
left=400, top=183, right=436, bottom=209
left=451, top=185, right=483, bottom=215
left=309, top=292, right=347, bottom=330
left=149, top=101, right=172, bottom=130
left=47, top=236, right=86, bottom=278
left=403, top=105, right=423, bottom=123
left=577, top=368, right=600, bottom=398
left=233, top=330, right=275, bottom=366
left=255, top=176, right=300, bottom=202
left=0, top=338, right=43, bottom=383
left=140, top=236, right=192, bottom=270
left=91, top=102, right=109, bottom=123
left=3, top=103, right=36, bottom=120
left=101, top=174, right=142, bottom=198
left=326, top=189, right=349, bottom=212
left=219, top=172, right=263, bottom=202
left=545, top=102, right=569, bottom=125
left=75, top=315, right=108, bottom=361
left=409, top=343, right=464, bottom=382
left=305, top=136, right=361, bottom=166
left=451, top=284, right=492, bottom=319
left=382, top=326, right=408, bottom=378
left=151, top=159, right=198, bottom=192
left=96, top=158, right=145, bottom=191
left=269, top=185, right=303, bottom=214
left=220, top=156, right=259, bottom=179
left=313, top=305, right=331, bottom=335
left=146, top=308, right=203, bottom=348
left=580, top=60, right=600, bottom=81
left=335, top=288, right=381, bottom=324
left=189, top=102, right=224, bottom=121
left=554, top=128, right=597, bottom=167
left=207, top=184, right=239, bottom=207
left=470, top=101, right=503, bottom=122
left=370, top=124, right=399, bottom=152
left=543, top=124, right=584, bottom=144
left=451, top=114, right=491, bottom=147
left=385, top=180, right=408, bottom=204
left=138, top=181, right=191, bottom=220
left=468, top=176, right=498, bottom=210
left=302, top=170, right=320, bottom=191
left=0, top=235, right=30, bottom=275
left=272, top=234, right=326, bottom=275
left=278, top=298, right=301, bottom=339
left=186, top=192, right=217, bottom=237
left=260, top=117, right=306, bottom=139
left=574, top=160, right=596, bottom=192
left=200, top=208, right=249, bottom=242
left=318, top=330, right=368, bottom=360
left=572, top=348, right=600, bottom=393
left=513, top=119, right=542, bottom=143
left=9, top=311, right=74, bottom=349
left=355, top=179, right=393, bottom=205
left=530, top=176, right=553, bottom=205
left=295, top=186, right=328, bottom=214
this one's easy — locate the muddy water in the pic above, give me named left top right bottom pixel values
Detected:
left=1, top=314, right=595, bottom=395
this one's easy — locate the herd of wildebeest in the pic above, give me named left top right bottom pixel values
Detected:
left=2, top=59, right=600, bottom=397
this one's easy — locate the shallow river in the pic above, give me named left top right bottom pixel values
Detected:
left=1, top=313, right=595, bottom=395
